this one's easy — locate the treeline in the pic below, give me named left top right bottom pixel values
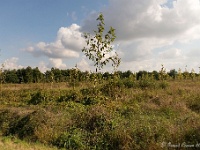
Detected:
left=0, top=66, right=199, bottom=84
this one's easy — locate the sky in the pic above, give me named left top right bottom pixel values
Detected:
left=1, top=0, right=200, bottom=73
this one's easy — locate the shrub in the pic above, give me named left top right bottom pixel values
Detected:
left=123, top=79, right=135, bottom=88
left=28, top=91, right=45, bottom=105
left=184, top=127, right=200, bottom=144
left=101, top=81, right=123, bottom=98
left=186, top=95, right=200, bottom=113
left=82, top=96, right=100, bottom=105
left=0, top=110, right=20, bottom=135
left=158, top=81, right=169, bottom=89
left=138, top=78, right=156, bottom=89
left=80, top=87, right=97, bottom=96
left=54, top=128, right=87, bottom=149
left=9, top=110, right=50, bottom=141
left=58, top=90, right=82, bottom=103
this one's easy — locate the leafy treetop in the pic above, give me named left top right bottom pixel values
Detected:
left=82, top=13, right=121, bottom=72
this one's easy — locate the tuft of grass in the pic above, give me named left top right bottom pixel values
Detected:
left=0, top=135, right=57, bottom=150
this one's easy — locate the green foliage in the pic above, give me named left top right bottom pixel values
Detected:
left=159, top=64, right=166, bottom=81
left=32, top=67, right=43, bottom=83
left=82, top=96, right=100, bottom=105
left=28, top=91, right=45, bottom=105
left=101, top=80, right=124, bottom=98
left=122, top=78, right=136, bottom=88
left=0, top=135, right=58, bottom=150
left=4, top=70, right=19, bottom=83
left=136, top=71, right=148, bottom=80
left=0, top=110, right=20, bottom=135
left=0, top=69, right=200, bottom=149
left=1, top=67, right=200, bottom=84
left=82, top=13, right=120, bottom=72
left=158, top=81, right=169, bottom=89
left=58, top=90, right=81, bottom=103
left=55, top=128, right=86, bottom=149
left=68, top=65, right=80, bottom=90
left=0, top=81, right=200, bottom=149
left=184, top=128, right=200, bottom=144
left=152, top=70, right=159, bottom=80
left=186, top=94, right=200, bottom=113
left=168, top=69, right=177, bottom=79
left=138, top=77, right=156, bottom=89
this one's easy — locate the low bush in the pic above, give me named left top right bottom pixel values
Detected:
left=54, top=128, right=87, bottom=149
left=138, top=78, right=156, bottom=89
left=184, top=127, right=200, bottom=144
left=28, top=91, right=44, bottom=105
left=0, top=110, right=20, bottom=135
left=122, top=79, right=136, bottom=88
left=186, top=95, right=200, bottom=114
left=58, top=90, right=82, bottom=103
left=101, top=81, right=124, bottom=99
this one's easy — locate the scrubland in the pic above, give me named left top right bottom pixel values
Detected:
left=0, top=77, right=200, bottom=150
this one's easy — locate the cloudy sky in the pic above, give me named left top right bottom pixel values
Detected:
left=1, top=0, right=200, bottom=73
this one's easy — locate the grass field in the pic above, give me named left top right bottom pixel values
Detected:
left=0, top=79, right=200, bottom=149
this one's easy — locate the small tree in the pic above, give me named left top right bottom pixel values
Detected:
left=69, top=64, right=79, bottom=90
left=177, top=68, right=183, bottom=80
left=190, top=69, right=195, bottom=81
left=168, top=69, right=177, bottom=80
left=82, top=13, right=121, bottom=73
left=159, top=64, right=166, bottom=81
left=0, top=64, right=4, bottom=97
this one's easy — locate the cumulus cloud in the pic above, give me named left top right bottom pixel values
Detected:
left=81, top=0, right=200, bottom=71
left=25, top=24, right=85, bottom=59
left=21, top=0, right=200, bottom=72
left=187, top=48, right=200, bottom=58
left=159, top=48, right=183, bottom=59
left=38, top=58, right=67, bottom=72
left=38, top=61, right=48, bottom=73
left=77, top=58, right=90, bottom=71
left=82, top=0, right=200, bottom=41
left=47, top=58, right=67, bottom=69
left=3, top=57, right=23, bottom=70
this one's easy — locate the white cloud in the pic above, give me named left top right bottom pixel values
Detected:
left=38, top=61, right=48, bottom=73
left=187, top=48, right=200, bottom=58
left=81, top=0, right=200, bottom=72
left=77, top=58, right=90, bottom=71
left=159, top=48, right=182, bottom=59
left=47, top=58, right=67, bottom=69
left=3, top=57, right=23, bottom=70
left=25, top=24, right=85, bottom=59
left=82, top=0, right=200, bottom=44
left=21, top=0, right=200, bottom=72
left=110, top=0, right=200, bottom=41
left=38, top=59, right=67, bottom=73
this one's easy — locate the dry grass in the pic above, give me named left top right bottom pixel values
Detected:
left=0, top=136, right=57, bottom=150
left=0, top=80, right=199, bottom=149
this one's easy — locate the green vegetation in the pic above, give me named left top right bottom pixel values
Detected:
left=1, top=67, right=200, bottom=84
left=0, top=135, right=57, bottom=150
left=0, top=14, right=200, bottom=150
left=82, top=13, right=120, bottom=73
left=0, top=79, right=200, bottom=149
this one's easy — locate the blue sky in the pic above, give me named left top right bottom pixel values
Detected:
left=0, top=0, right=107, bottom=70
left=1, top=0, right=200, bottom=73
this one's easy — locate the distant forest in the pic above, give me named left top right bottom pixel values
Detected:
left=0, top=66, right=199, bottom=84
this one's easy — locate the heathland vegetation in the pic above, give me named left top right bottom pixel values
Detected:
left=0, top=69, right=200, bottom=150
left=0, top=14, right=200, bottom=149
